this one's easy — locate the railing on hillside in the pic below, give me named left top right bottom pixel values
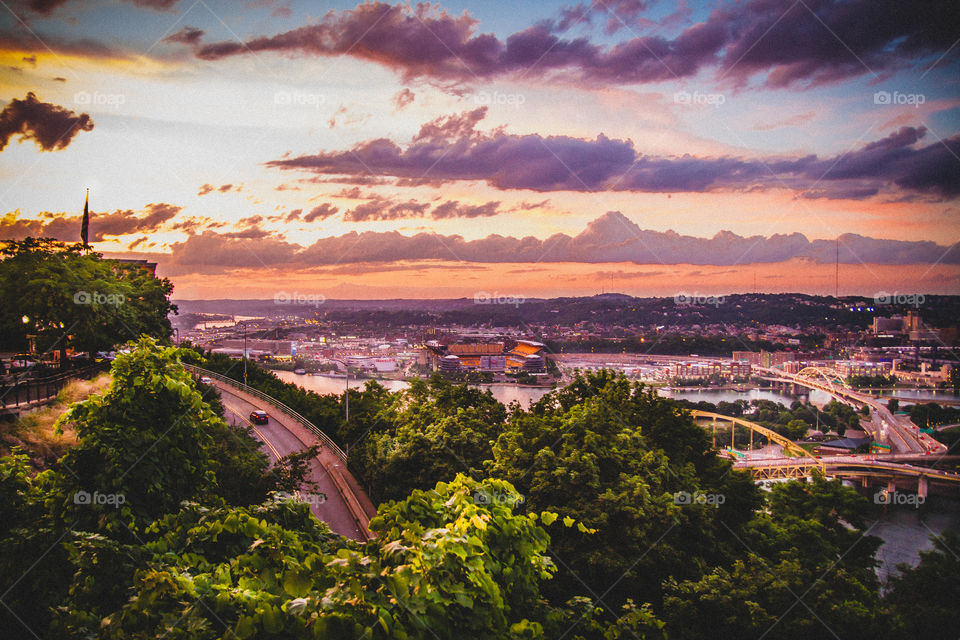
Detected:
left=184, top=364, right=347, bottom=461
left=0, top=363, right=110, bottom=410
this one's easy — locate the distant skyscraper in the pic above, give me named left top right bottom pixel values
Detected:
left=80, top=188, right=90, bottom=247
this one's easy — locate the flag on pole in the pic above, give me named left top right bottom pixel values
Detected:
left=81, top=188, right=89, bottom=247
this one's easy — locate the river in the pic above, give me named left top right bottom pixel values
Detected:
left=866, top=495, right=960, bottom=584
left=273, top=370, right=553, bottom=407
left=275, top=372, right=832, bottom=409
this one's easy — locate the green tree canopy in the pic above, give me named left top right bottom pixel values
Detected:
left=489, top=370, right=762, bottom=610
left=884, top=530, right=960, bottom=640
left=664, top=475, right=884, bottom=640
left=0, top=237, right=176, bottom=360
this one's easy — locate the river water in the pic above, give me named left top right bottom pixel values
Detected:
left=866, top=495, right=960, bottom=584
left=273, top=370, right=553, bottom=406
left=273, top=370, right=958, bottom=578
left=276, top=372, right=829, bottom=408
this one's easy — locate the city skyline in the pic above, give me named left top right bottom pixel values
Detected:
left=1, top=0, right=958, bottom=298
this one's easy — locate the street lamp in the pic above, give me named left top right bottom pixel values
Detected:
left=243, top=322, right=248, bottom=386
left=328, top=358, right=350, bottom=423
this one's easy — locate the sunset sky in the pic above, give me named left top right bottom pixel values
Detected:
left=1, top=0, right=958, bottom=300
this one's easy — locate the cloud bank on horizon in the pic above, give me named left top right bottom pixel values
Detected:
left=3, top=210, right=955, bottom=272
left=0, top=0, right=958, bottom=297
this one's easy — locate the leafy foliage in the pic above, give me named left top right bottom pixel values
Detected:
left=664, top=475, right=884, bottom=640
left=4, top=340, right=948, bottom=640
left=349, top=374, right=506, bottom=503
left=884, top=530, right=960, bottom=640
left=0, top=238, right=176, bottom=357
left=489, top=370, right=761, bottom=610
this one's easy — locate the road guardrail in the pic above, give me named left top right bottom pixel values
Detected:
left=184, top=363, right=347, bottom=461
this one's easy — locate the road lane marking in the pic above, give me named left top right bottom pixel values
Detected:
left=224, top=404, right=283, bottom=462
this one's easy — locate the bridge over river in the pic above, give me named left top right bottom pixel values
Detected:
left=692, top=409, right=960, bottom=496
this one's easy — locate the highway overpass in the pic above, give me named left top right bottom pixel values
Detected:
left=753, top=365, right=946, bottom=456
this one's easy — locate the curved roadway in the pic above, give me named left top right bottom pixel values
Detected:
left=216, top=384, right=376, bottom=541
left=754, top=366, right=947, bottom=456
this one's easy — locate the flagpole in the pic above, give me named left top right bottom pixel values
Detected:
left=80, top=188, right=90, bottom=249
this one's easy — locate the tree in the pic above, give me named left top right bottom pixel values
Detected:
left=782, top=418, right=810, bottom=440
left=664, top=475, right=884, bottom=640
left=888, top=397, right=900, bottom=413
left=52, top=337, right=312, bottom=533
left=884, top=530, right=960, bottom=640
left=489, top=371, right=762, bottom=611
left=99, top=475, right=562, bottom=639
left=0, top=238, right=176, bottom=362
left=349, top=375, right=505, bottom=503
left=2, top=339, right=346, bottom=637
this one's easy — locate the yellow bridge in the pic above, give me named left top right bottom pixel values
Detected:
left=691, top=410, right=813, bottom=459
left=691, top=410, right=960, bottom=487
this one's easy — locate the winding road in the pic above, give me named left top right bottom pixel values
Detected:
left=214, top=381, right=377, bottom=541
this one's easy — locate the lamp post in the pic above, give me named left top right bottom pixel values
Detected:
left=328, top=357, right=350, bottom=422
left=243, top=322, right=248, bottom=386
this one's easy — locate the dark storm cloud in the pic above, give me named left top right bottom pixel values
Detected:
left=0, top=92, right=93, bottom=152
left=162, top=211, right=959, bottom=273
left=191, top=0, right=958, bottom=89
left=269, top=109, right=959, bottom=199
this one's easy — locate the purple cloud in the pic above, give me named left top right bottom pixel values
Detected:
left=11, top=0, right=178, bottom=14
left=269, top=110, right=959, bottom=199
left=303, top=203, right=340, bottom=222
left=0, top=92, right=94, bottom=152
left=392, top=88, right=415, bottom=111
left=165, top=26, right=205, bottom=46
left=189, top=0, right=958, bottom=89
left=163, top=211, right=959, bottom=272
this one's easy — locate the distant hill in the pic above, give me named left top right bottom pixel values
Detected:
left=171, top=293, right=960, bottom=331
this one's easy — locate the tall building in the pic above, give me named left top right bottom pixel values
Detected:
left=732, top=350, right=796, bottom=368
left=904, top=310, right=922, bottom=333
left=872, top=316, right=903, bottom=334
